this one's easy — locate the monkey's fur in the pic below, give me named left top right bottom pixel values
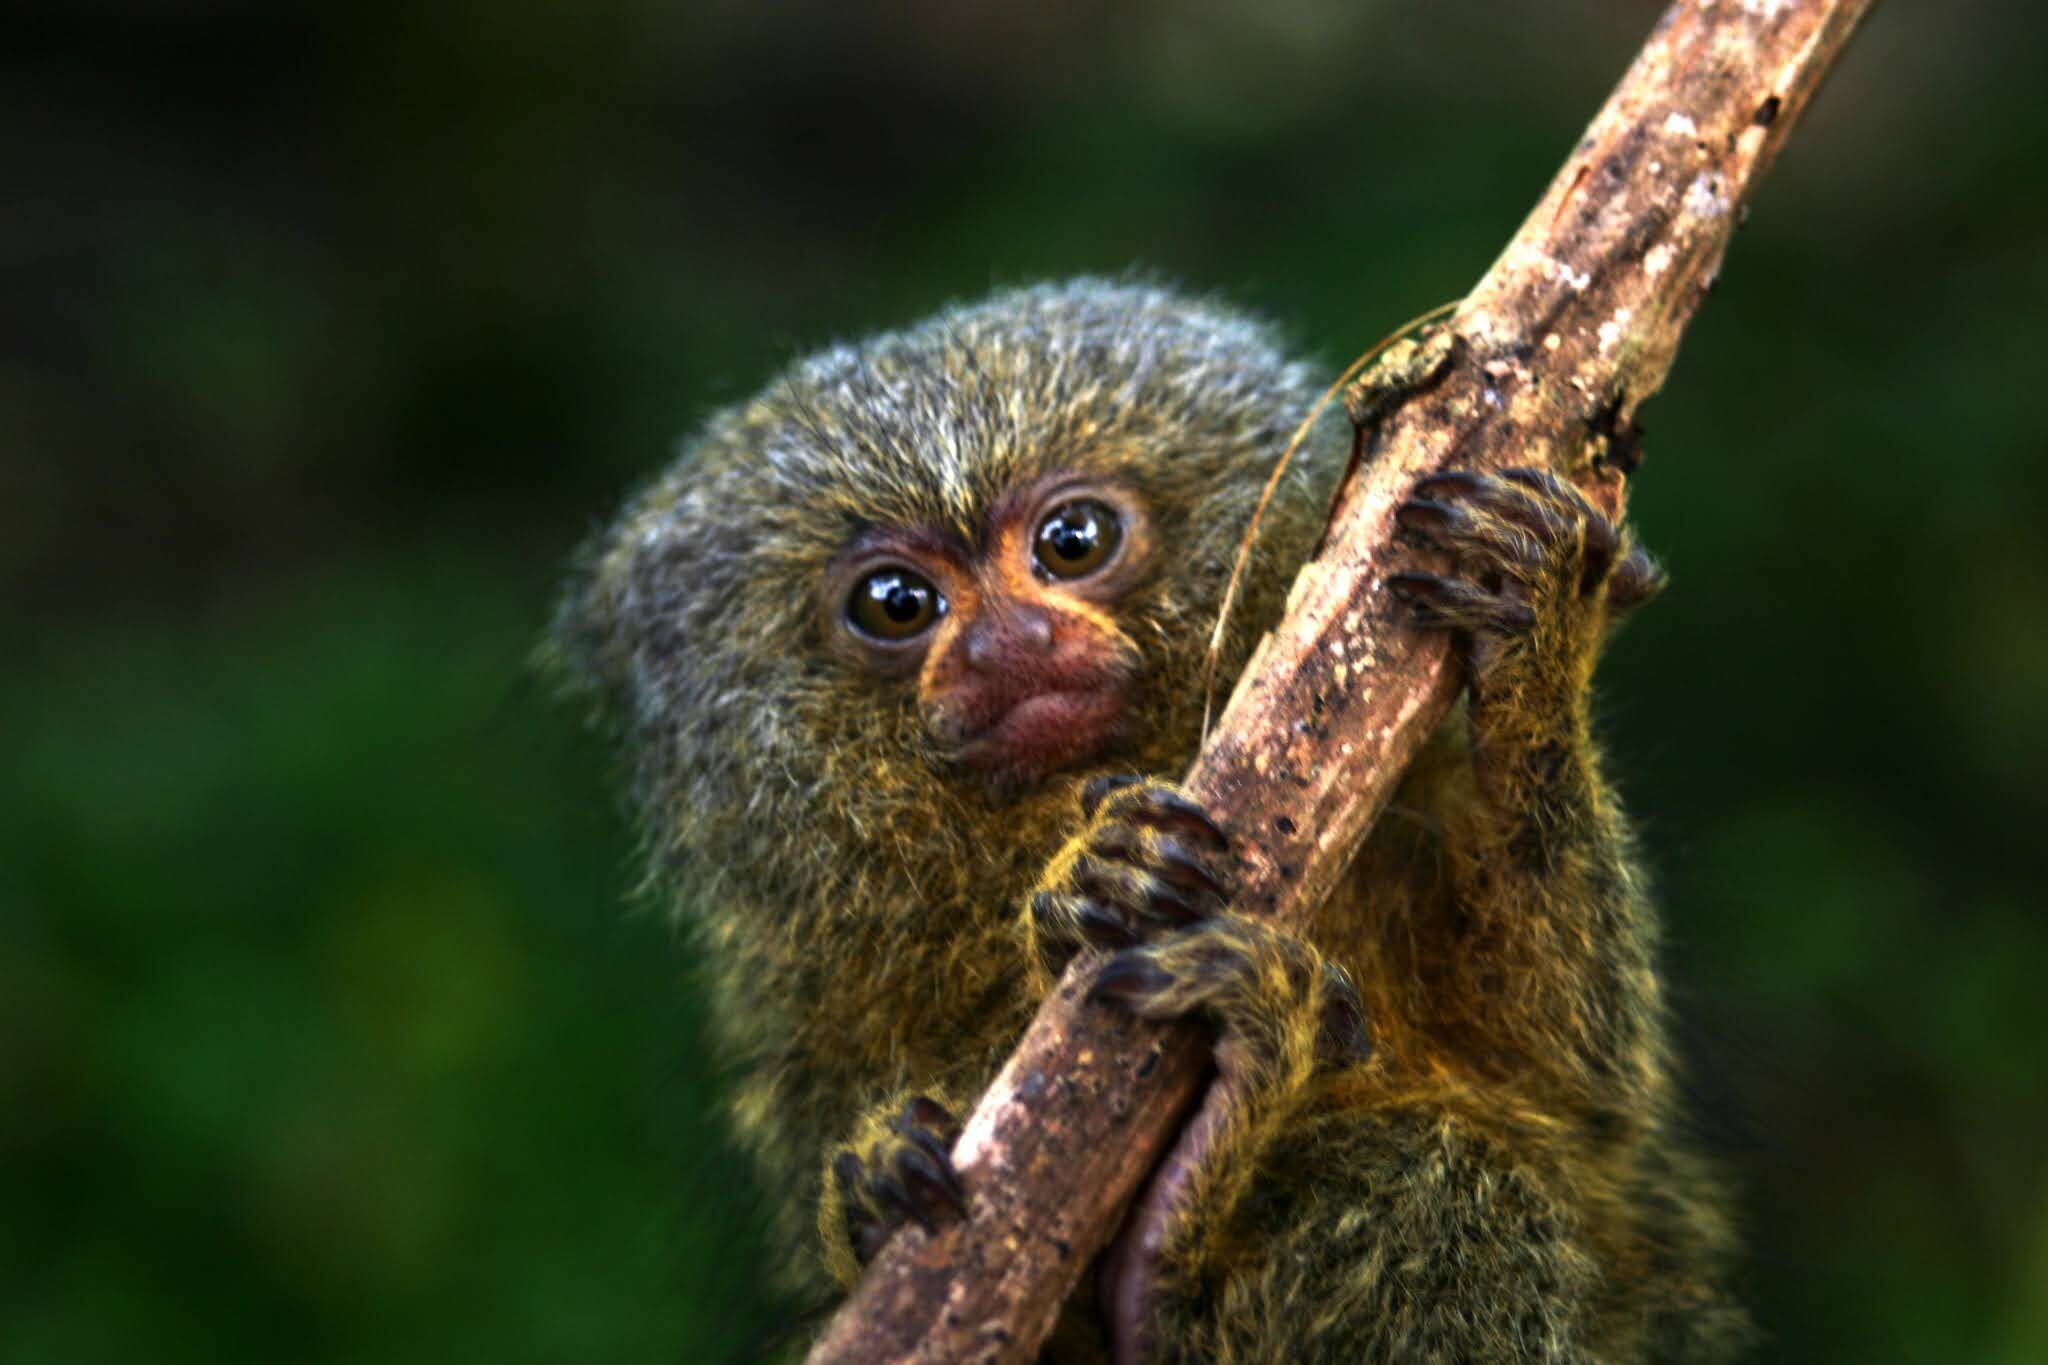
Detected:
left=551, top=279, right=1749, bottom=1361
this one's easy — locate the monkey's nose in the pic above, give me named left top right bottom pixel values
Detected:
left=964, top=608, right=1056, bottom=672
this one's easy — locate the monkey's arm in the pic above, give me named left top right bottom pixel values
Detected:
left=1071, top=472, right=1707, bottom=1364
left=1388, top=467, right=1667, bottom=1109
left=1031, top=785, right=1624, bottom=1364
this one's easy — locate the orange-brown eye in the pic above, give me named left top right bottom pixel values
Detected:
left=1033, top=499, right=1122, bottom=579
left=846, top=566, right=945, bottom=641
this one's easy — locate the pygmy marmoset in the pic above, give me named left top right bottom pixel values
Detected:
left=551, top=279, right=1749, bottom=1362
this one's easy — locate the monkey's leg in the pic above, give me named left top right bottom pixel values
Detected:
left=1027, top=777, right=1370, bottom=1364
left=816, top=1091, right=965, bottom=1288
left=1389, top=467, right=1666, bottom=1095
left=1154, top=1105, right=1602, bottom=1364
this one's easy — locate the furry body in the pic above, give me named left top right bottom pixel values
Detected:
left=552, top=280, right=1747, bottom=1361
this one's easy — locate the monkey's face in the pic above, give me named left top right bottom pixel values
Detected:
left=558, top=281, right=1343, bottom=892
left=822, top=475, right=1155, bottom=785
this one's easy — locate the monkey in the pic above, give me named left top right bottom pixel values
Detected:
left=548, top=278, right=1750, bottom=1362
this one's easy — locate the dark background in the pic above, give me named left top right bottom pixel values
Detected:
left=5, top=1, right=2043, bottom=1360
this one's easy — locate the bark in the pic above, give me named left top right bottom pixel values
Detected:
left=806, top=2, right=1872, bottom=1360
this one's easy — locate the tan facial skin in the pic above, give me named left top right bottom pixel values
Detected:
left=824, top=476, right=1156, bottom=783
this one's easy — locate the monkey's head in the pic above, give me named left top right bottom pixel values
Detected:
left=552, top=280, right=1341, bottom=915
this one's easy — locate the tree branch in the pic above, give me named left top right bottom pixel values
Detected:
left=805, top=2, right=1871, bottom=1360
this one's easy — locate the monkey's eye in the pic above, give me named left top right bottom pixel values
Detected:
left=846, top=566, right=945, bottom=642
left=1033, top=499, right=1123, bottom=580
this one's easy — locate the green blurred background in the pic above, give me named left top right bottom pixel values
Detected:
left=4, top=1, right=2043, bottom=1360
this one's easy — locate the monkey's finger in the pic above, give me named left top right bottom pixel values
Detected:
left=1606, top=540, right=1668, bottom=614
left=1088, top=826, right=1227, bottom=906
left=1415, top=468, right=1569, bottom=533
left=1396, top=495, right=1547, bottom=583
left=1493, top=467, right=1622, bottom=585
left=1030, top=890, right=1137, bottom=953
left=1077, top=857, right=1216, bottom=938
left=897, top=1102, right=959, bottom=1167
left=867, top=1170, right=937, bottom=1235
left=1073, top=856, right=1158, bottom=916
left=1132, top=881, right=1207, bottom=935
left=893, top=1144, right=967, bottom=1219
left=1496, top=466, right=1595, bottom=518
left=1080, top=772, right=1145, bottom=818
left=1419, top=468, right=1594, bottom=568
left=1079, top=869, right=1205, bottom=940
left=1086, top=928, right=1253, bottom=1022
left=1116, top=786, right=1230, bottom=852
left=1085, top=820, right=1149, bottom=866
left=832, top=1152, right=865, bottom=1200
left=1422, top=467, right=1581, bottom=536
left=1087, top=951, right=1176, bottom=1009
left=1147, top=836, right=1229, bottom=903
left=1387, top=572, right=1536, bottom=635
left=1391, top=495, right=1466, bottom=538
left=1077, top=900, right=1139, bottom=947
left=1411, top=468, right=1491, bottom=500
left=901, top=1096, right=960, bottom=1146
left=851, top=1218, right=890, bottom=1266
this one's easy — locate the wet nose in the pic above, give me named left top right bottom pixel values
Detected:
left=964, top=606, right=1056, bottom=672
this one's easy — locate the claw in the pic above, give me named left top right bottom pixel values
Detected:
left=1424, top=467, right=1579, bottom=546
left=894, top=1099, right=965, bottom=1219
left=1088, top=951, right=1175, bottom=1007
left=1076, top=899, right=1138, bottom=948
left=1413, top=468, right=1488, bottom=499
left=1387, top=572, right=1536, bottom=634
left=1402, top=477, right=1556, bottom=583
left=1136, top=882, right=1203, bottom=930
left=1394, top=496, right=1465, bottom=537
left=1148, top=837, right=1227, bottom=901
left=1579, top=509, right=1619, bottom=580
left=1126, top=790, right=1230, bottom=852
left=895, top=1145, right=967, bottom=1219
left=902, top=1095, right=958, bottom=1141
left=1091, top=827, right=1226, bottom=905
left=1607, top=542, right=1667, bottom=613
left=868, top=1171, right=927, bottom=1232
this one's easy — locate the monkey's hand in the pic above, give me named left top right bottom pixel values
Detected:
left=1390, top=467, right=1663, bottom=771
left=1024, top=774, right=1234, bottom=984
left=1028, top=777, right=1370, bottom=1363
left=1026, top=777, right=1367, bottom=1076
left=817, top=1093, right=965, bottom=1289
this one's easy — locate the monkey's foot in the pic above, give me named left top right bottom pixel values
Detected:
left=1025, top=775, right=1232, bottom=980
left=1087, top=916, right=1370, bottom=1365
left=828, top=1095, right=965, bottom=1268
left=1389, top=466, right=1663, bottom=698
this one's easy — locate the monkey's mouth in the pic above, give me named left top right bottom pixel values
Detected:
left=955, top=687, right=1124, bottom=780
